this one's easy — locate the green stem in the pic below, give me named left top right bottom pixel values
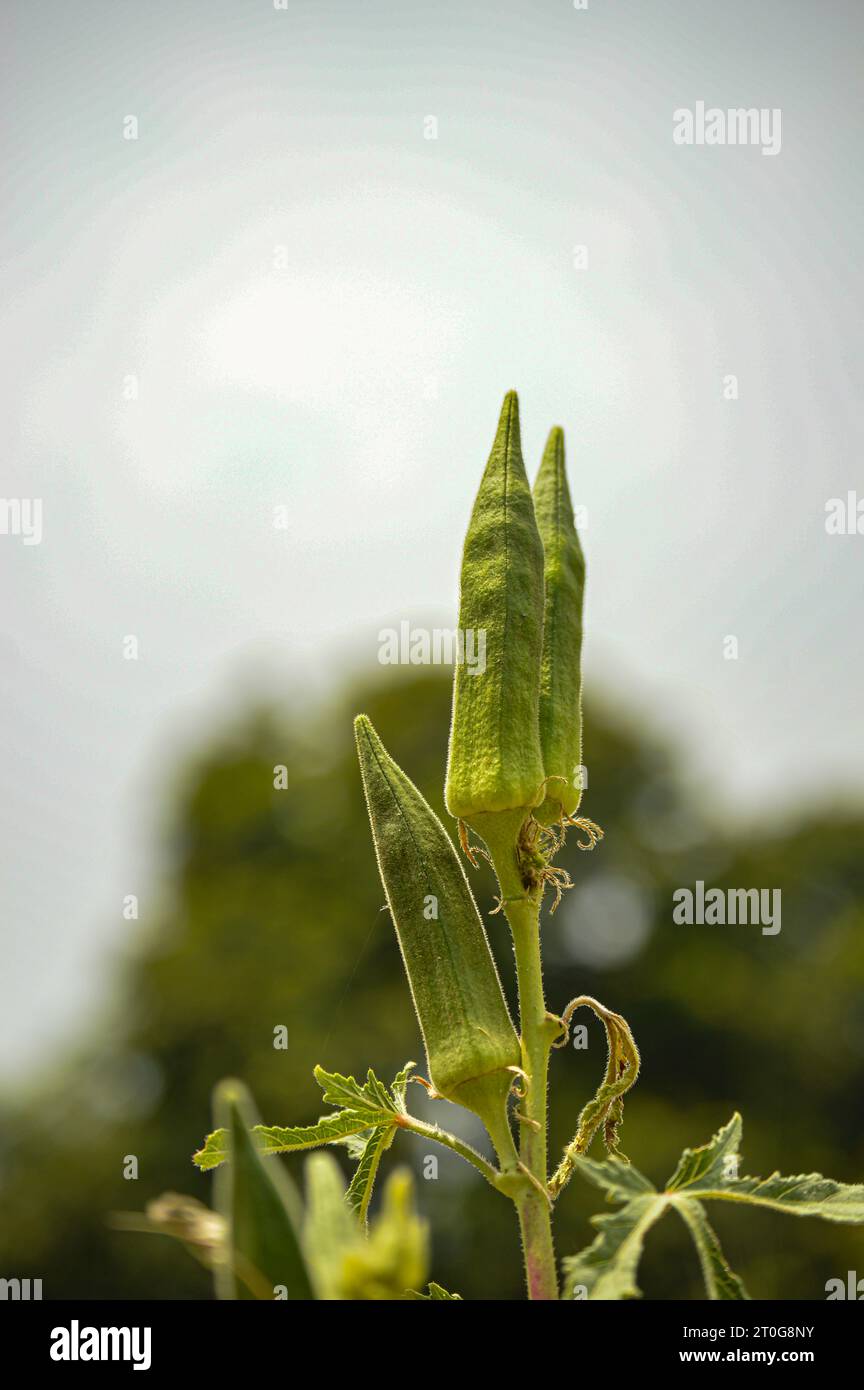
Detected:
left=477, top=814, right=559, bottom=1301
left=398, top=1114, right=505, bottom=1191
left=507, top=894, right=559, bottom=1301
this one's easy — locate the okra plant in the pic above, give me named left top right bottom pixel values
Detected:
left=139, top=392, right=864, bottom=1300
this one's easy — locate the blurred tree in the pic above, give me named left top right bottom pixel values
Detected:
left=0, top=668, right=862, bottom=1300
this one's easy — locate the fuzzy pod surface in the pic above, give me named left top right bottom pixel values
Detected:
left=444, top=390, right=546, bottom=822
left=533, top=426, right=586, bottom=825
left=355, top=715, right=520, bottom=1126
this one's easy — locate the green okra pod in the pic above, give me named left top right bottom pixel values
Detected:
left=444, top=390, right=546, bottom=826
left=533, top=426, right=586, bottom=825
left=355, top=715, right=520, bottom=1139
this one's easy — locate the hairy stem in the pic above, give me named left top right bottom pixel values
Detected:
left=481, top=818, right=559, bottom=1300
left=399, top=1114, right=505, bottom=1191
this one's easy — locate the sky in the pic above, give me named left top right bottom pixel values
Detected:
left=1, top=0, right=862, bottom=1079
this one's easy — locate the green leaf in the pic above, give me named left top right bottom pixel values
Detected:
left=193, top=1111, right=375, bottom=1170
left=561, top=1152, right=665, bottom=1300
left=251, top=1065, right=414, bottom=1218
left=703, top=1171, right=864, bottom=1220
left=193, top=1061, right=416, bottom=1263
left=666, top=1113, right=864, bottom=1223
left=345, top=1125, right=396, bottom=1227
left=193, top=1128, right=230, bottom=1172
left=405, top=1282, right=462, bottom=1300
left=673, top=1198, right=749, bottom=1300
left=565, top=1112, right=864, bottom=1300
left=314, top=1064, right=399, bottom=1120
left=255, top=1111, right=378, bottom=1156
left=666, top=1113, right=742, bottom=1192
left=391, top=1061, right=416, bottom=1113
left=330, top=1131, right=371, bottom=1160
left=568, top=1152, right=657, bottom=1201
left=562, top=1191, right=668, bottom=1301
left=212, top=1079, right=314, bottom=1302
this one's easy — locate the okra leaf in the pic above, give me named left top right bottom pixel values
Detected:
left=390, top=1061, right=416, bottom=1113
left=687, top=1167, right=864, bottom=1221
left=193, top=1057, right=416, bottom=1256
left=562, top=1191, right=668, bottom=1300
left=405, top=1282, right=463, bottom=1300
left=194, top=1110, right=373, bottom=1170
left=193, top=1129, right=231, bottom=1172
left=329, top=1131, right=370, bottom=1160
left=345, top=1124, right=396, bottom=1226
left=314, top=1065, right=393, bottom=1117
left=568, top=1152, right=657, bottom=1201
left=566, top=1113, right=864, bottom=1300
left=673, top=1198, right=749, bottom=1300
left=255, top=1112, right=380, bottom=1156
left=665, top=1112, right=742, bottom=1192
left=334, top=1066, right=415, bottom=1223
left=213, top=1079, right=314, bottom=1301
left=665, top=1113, right=864, bottom=1222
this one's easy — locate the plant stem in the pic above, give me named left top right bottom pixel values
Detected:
left=481, top=818, right=559, bottom=1300
left=398, top=1114, right=504, bottom=1191
left=507, top=893, right=559, bottom=1300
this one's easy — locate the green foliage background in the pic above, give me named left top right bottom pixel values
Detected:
left=1, top=669, right=862, bottom=1299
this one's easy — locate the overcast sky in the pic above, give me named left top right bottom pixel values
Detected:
left=2, top=0, right=862, bottom=1079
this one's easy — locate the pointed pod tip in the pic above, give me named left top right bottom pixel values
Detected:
left=543, top=425, right=565, bottom=464
left=536, top=425, right=569, bottom=496
left=354, top=712, right=381, bottom=746
left=490, top=390, right=523, bottom=463
left=499, top=388, right=520, bottom=423
left=354, top=713, right=387, bottom=769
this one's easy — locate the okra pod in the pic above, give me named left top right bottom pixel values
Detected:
left=444, top=391, right=546, bottom=824
left=355, top=715, right=520, bottom=1133
left=533, top=426, right=585, bottom=825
